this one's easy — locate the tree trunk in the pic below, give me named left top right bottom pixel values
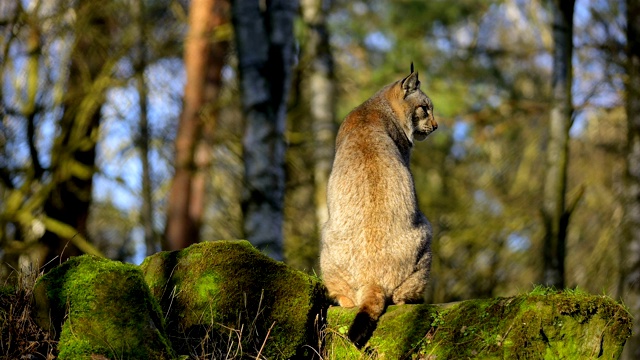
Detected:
left=135, top=0, right=157, bottom=257
left=622, top=0, right=640, bottom=358
left=301, top=0, right=337, bottom=234
left=165, top=0, right=229, bottom=250
left=38, top=1, right=114, bottom=271
left=541, top=0, right=575, bottom=289
left=232, top=0, right=298, bottom=260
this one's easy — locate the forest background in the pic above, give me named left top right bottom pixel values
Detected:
left=1, top=0, right=640, bottom=358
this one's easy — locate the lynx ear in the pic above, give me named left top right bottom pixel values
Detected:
left=401, top=69, right=420, bottom=98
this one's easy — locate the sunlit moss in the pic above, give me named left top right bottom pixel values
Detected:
left=140, top=240, right=330, bottom=359
left=34, top=255, right=174, bottom=359
left=326, top=287, right=631, bottom=359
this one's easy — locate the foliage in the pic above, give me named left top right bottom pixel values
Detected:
left=0, top=0, right=186, bottom=272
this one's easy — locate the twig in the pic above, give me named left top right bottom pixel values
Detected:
left=255, top=321, right=275, bottom=360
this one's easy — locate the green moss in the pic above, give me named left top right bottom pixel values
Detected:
left=140, top=240, right=330, bottom=359
left=0, top=285, right=14, bottom=298
left=194, top=271, right=221, bottom=303
left=34, top=255, right=174, bottom=359
left=326, top=288, right=631, bottom=359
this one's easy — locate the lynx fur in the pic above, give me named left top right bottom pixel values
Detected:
left=320, top=64, right=436, bottom=348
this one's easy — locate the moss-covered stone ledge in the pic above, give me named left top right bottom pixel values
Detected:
left=140, top=240, right=330, bottom=359
left=325, top=288, right=632, bottom=359
left=33, top=255, right=175, bottom=359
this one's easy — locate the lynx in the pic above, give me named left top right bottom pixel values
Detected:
left=320, top=64, right=436, bottom=348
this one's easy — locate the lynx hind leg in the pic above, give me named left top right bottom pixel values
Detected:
left=393, top=246, right=432, bottom=305
left=392, top=253, right=431, bottom=305
left=323, top=274, right=356, bottom=308
left=391, top=268, right=428, bottom=305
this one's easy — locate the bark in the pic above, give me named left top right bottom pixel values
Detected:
left=165, top=0, right=229, bottom=250
left=541, top=0, right=575, bottom=289
left=138, top=73, right=156, bottom=257
left=232, top=0, right=298, bottom=260
left=301, top=0, right=337, bottom=233
left=135, top=0, right=157, bottom=257
left=26, top=25, right=44, bottom=180
left=38, top=1, right=114, bottom=271
left=622, top=0, right=640, bottom=358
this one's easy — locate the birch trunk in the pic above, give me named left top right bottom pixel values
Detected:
left=232, top=0, right=298, bottom=260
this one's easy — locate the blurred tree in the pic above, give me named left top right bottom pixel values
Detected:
left=301, top=0, right=336, bottom=233
left=0, top=1, right=43, bottom=273
left=0, top=0, right=138, bottom=271
left=623, top=0, right=640, bottom=357
left=283, top=74, right=318, bottom=271
left=38, top=0, right=126, bottom=271
left=565, top=0, right=626, bottom=301
left=232, top=0, right=298, bottom=260
left=0, top=0, right=183, bottom=275
left=282, top=0, right=337, bottom=272
left=165, top=0, right=230, bottom=250
left=541, top=0, right=576, bottom=289
left=135, top=0, right=157, bottom=256
left=87, top=199, right=137, bottom=261
left=6, top=0, right=144, bottom=272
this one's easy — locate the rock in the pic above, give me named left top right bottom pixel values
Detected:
left=140, top=240, right=329, bottom=359
left=326, top=288, right=632, bottom=359
left=33, top=255, right=175, bottom=360
left=30, top=244, right=627, bottom=359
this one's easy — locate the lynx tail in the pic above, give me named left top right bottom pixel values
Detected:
left=347, top=284, right=386, bottom=349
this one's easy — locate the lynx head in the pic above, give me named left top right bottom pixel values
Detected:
left=392, top=63, right=437, bottom=142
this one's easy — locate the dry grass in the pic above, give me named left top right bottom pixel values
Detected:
left=0, top=267, right=57, bottom=359
left=177, top=292, right=280, bottom=360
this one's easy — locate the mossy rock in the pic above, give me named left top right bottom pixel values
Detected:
left=326, top=288, right=632, bottom=359
left=33, top=255, right=175, bottom=359
left=140, top=240, right=329, bottom=359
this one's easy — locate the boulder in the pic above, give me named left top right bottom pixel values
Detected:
left=33, top=255, right=175, bottom=359
left=140, top=240, right=329, bottom=359
left=28, top=243, right=631, bottom=359
left=326, top=288, right=632, bottom=359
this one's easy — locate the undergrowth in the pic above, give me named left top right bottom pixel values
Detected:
left=0, top=267, right=57, bottom=359
left=168, top=290, right=322, bottom=359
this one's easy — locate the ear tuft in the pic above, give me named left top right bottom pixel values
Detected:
left=401, top=70, right=420, bottom=97
left=410, top=62, right=414, bottom=74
